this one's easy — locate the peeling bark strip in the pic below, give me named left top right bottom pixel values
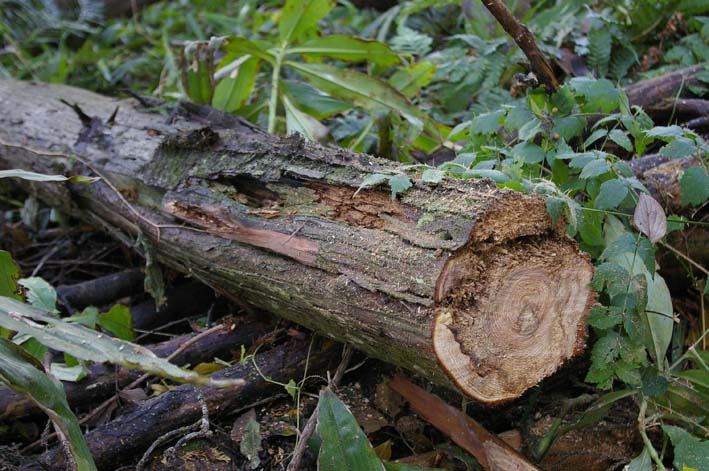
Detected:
left=0, top=79, right=594, bottom=403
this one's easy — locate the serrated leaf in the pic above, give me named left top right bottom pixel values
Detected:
left=569, top=77, right=619, bottom=113
left=0, top=251, right=21, bottom=300
left=587, top=306, right=624, bottom=330
left=292, top=35, right=400, bottom=66
left=317, top=389, right=386, bottom=471
left=512, top=141, right=544, bottom=164
left=0, top=338, right=97, bottom=470
left=588, top=26, right=612, bottom=77
left=388, top=62, right=436, bottom=98
left=660, top=137, right=697, bottom=158
left=421, top=169, right=444, bottom=184
left=645, top=125, right=686, bottom=140
left=680, top=167, right=709, bottom=207
left=354, top=174, right=389, bottom=197
left=279, top=0, right=335, bottom=44
left=580, top=159, right=610, bottom=179
left=471, top=110, right=505, bottom=134
left=595, top=179, right=628, bottom=210
left=584, top=128, right=608, bottom=148
left=608, top=129, right=633, bottom=152
left=0, top=169, right=70, bottom=182
left=518, top=118, right=542, bottom=140
left=633, top=193, right=666, bottom=243
left=388, top=174, right=412, bottom=199
left=0, top=297, right=242, bottom=388
left=18, top=277, right=58, bottom=314
left=663, top=425, right=709, bottom=471
left=552, top=116, right=586, bottom=141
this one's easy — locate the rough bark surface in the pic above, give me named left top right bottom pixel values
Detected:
left=0, top=79, right=594, bottom=403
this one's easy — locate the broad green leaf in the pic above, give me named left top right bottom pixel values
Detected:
left=552, top=116, right=585, bottom=141
left=279, top=0, right=335, bottom=44
left=584, top=128, right=608, bottom=148
left=354, top=174, right=389, bottom=197
left=644, top=273, right=673, bottom=367
left=660, top=137, right=697, bottom=158
left=287, top=61, right=437, bottom=140
left=0, top=338, right=97, bottom=471
left=518, top=118, right=542, bottom=140
left=50, top=363, right=88, bottom=382
left=421, top=169, right=445, bottom=184
left=625, top=447, right=652, bottom=471
left=97, top=304, right=134, bottom=341
left=222, top=37, right=275, bottom=63
left=595, top=179, right=628, bottom=210
left=461, top=169, right=510, bottom=183
left=283, top=81, right=351, bottom=119
left=384, top=463, right=445, bottom=471
left=388, top=62, right=436, bottom=98
left=579, top=159, right=610, bottom=179
left=471, top=110, right=504, bottom=134
left=213, top=56, right=260, bottom=113
left=290, top=35, right=400, bottom=66
left=282, top=93, right=329, bottom=142
left=569, top=77, right=619, bottom=113
left=680, top=167, right=709, bottom=207
left=586, top=306, right=624, bottom=330
left=608, top=129, right=633, bottom=152
left=676, top=370, right=709, bottom=391
left=0, top=170, right=69, bottom=182
left=0, top=297, right=242, bottom=388
left=18, top=277, right=58, bottom=314
left=645, top=125, right=686, bottom=140
left=388, top=174, right=412, bottom=199
left=512, top=141, right=544, bottom=164
left=317, top=389, right=386, bottom=471
left=0, top=251, right=21, bottom=300
left=663, top=425, right=709, bottom=471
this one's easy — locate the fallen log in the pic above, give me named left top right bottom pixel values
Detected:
left=25, top=338, right=339, bottom=471
left=0, top=79, right=594, bottom=403
left=0, top=316, right=273, bottom=422
left=55, top=268, right=144, bottom=311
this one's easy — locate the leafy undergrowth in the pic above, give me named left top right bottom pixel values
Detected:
left=1, top=0, right=708, bottom=470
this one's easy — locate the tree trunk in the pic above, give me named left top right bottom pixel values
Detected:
left=0, top=79, right=594, bottom=403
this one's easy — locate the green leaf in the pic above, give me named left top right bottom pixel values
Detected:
left=584, top=128, right=608, bottom=148
left=552, top=116, right=586, bottom=141
left=291, top=35, right=400, bottom=66
left=0, top=338, right=97, bottom=471
left=586, top=306, right=623, bottom=330
left=471, top=110, right=504, bottom=134
left=354, top=174, right=389, bottom=197
left=388, top=174, right=412, bottom=199
left=580, top=159, right=610, bottom=179
left=388, top=62, right=436, bottom=98
left=283, top=81, right=351, bottom=119
left=97, top=304, right=134, bottom=341
left=0, top=251, right=21, bottom=300
left=282, top=94, right=329, bottom=142
left=181, top=42, right=214, bottom=105
left=518, top=118, right=543, bottom=140
left=608, top=129, right=633, bottom=152
left=421, top=169, right=445, bottom=184
left=50, top=363, right=88, bottom=382
left=317, top=389, right=386, bottom=471
left=625, top=447, right=652, bottom=471
left=285, top=378, right=298, bottom=400
left=240, top=417, right=262, bottom=470
left=213, top=56, right=260, bottom=113
left=287, top=62, right=437, bottom=140
left=222, top=37, right=274, bottom=63
left=660, top=137, right=697, bottom=158
left=0, top=297, right=242, bottom=388
left=384, top=463, right=445, bottom=471
left=0, top=169, right=70, bottom=182
left=18, top=277, right=58, bottom=314
left=567, top=389, right=637, bottom=430
left=595, top=179, right=629, bottom=210
left=569, top=77, right=619, bottom=113
left=512, top=141, right=544, bottom=164
left=680, top=167, right=709, bottom=207
left=643, top=273, right=673, bottom=367
left=645, top=125, right=686, bottom=140
left=663, top=425, right=709, bottom=471
left=279, top=0, right=335, bottom=44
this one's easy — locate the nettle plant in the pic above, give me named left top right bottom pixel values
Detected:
left=178, top=0, right=442, bottom=156
left=360, top=76, right=709, bottom=468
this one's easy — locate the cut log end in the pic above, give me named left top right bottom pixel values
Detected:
left=433, top=237, right=594, bottom=403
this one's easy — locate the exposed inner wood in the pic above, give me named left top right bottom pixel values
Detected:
left=0, top=79, right=595, bottom=403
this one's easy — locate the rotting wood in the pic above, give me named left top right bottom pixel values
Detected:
left=23, top=338, right=339, bottom=471
left=0, top=79, right=594, bottom=403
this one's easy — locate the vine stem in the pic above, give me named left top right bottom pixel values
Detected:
left=638, top=398, right=667, bottom=471
left=267, top=45, right=286, bottom=134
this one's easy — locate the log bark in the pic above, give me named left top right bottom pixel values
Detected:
left=625, top=64, right=707, bottom=114
left=24, top=338, right=338, bottom=471
left=0, top=79, right=594, bottom=403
